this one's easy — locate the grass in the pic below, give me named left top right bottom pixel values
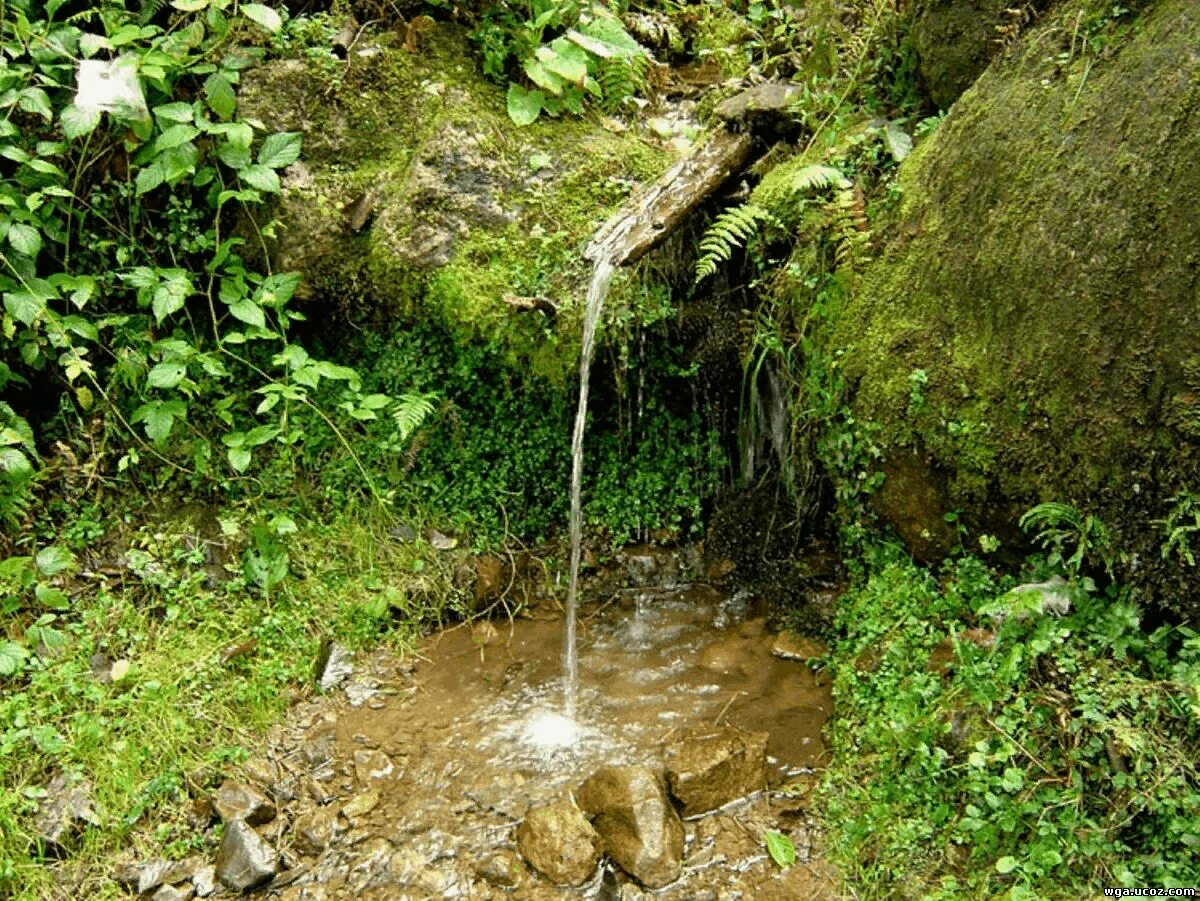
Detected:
left=0, top=503, right=460, bottom=899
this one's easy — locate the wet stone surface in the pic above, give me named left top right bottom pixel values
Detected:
left=138, top=569, right=834, bottom=898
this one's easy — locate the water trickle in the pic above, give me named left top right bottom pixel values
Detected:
left=565, top=258, right=616, bottom=719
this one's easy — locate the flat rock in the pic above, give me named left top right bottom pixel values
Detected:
left=151, top=885, right=194, bottom=901
left=213, top=780, right=276, bottom=825
left=714, top=81, right=804, bottom=123
left=664, top=724, right=768, bottom=817
left=215, top=820, right=278, bottom=892
left=575, top=766, right=684, bottom=889
left=342, top=789, right=380, bottom=820
left=33, top=772, right=98, bottom=850
left=293, top=804, right=343, bottom=855
left=516, top=798, right=602, bottom=887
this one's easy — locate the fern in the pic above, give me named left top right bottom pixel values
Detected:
left=596, top=54, right=649, bottom=112
left=694, top=204, right=778, bottom=284
left=392, top=392, right=438, bottom=445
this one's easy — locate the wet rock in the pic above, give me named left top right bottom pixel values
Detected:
left=215, top=820, right=279, bottom=891
left=293, top=805, right=343, bottom=855
left=314, top=640, right=354, bottom=691
left=575, top=766, right=684, bottom=889
left=617, top=545, right=684, bottom=588
left=352, top=749, right=394, bottom=783
left=191, top=866, right=216, bottom=898
left=771, top=632, right=828, bottom=663
left=516, top=798, right=602, bottom=887
left=475, top=849, right=524, bottom=889
left=664, top=725, right=768, bottom=817
left=241, top=757, right=279, bottom=792
left=911, top=0, right=1017, bottom=109
left=213, top=779, right=276, bottom=825
left=33, top=772, right=98, bottom=851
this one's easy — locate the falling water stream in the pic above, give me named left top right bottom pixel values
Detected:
left=564, top=258, right=617, bottom=719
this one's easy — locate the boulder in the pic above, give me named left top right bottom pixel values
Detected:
left=213, top=780, right=276, bottom=826
left=664, top=725, right=768, bottom=817
left=575, top=766, right=684, bottom=889
left=516, top=798, right=602, bottom=887
left=829, top=0, right=1200, bottom=617
left=215, top=820, right=278, bottom=892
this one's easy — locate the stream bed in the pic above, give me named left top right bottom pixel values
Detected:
left=222, top=565, right=835, bottom=899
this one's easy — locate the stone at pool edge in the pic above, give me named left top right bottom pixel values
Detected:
left=575, top=765, right=685, bottom=890
left=516, top=797, right=602, bottom=887
left=664, top=724, right=769, bottom=818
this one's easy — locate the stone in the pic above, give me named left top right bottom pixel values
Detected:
left=770, top=632, right=828, bottom=663
left=714, top=82, right=804, bottom=123
left=213, top=780, right=276, bottom=825
left=664, top=725, right=769, bottom=817
left=575, top=766, right=684, bottom=889
left=191, top=866, right=216, bottom=898
left=516, top=798, right=602, bottom=887
left=474, top=849, right=524, bottom=889
left=341, top=789, right=379, bottom=820
left=215, top=820, right=278, bottom=892
left=300, top=721, right=337, bottom=765
left=33, top=772, right=98, bottom=851
left=151, top=885, right=193, bottom=901
left=429, top=529, right=458, bottom=551
left=293, top=805, right=343, bottom=855
left=911, top=0, right=1018, bottom=109
left=472, top=554, right=507, bottom=605
left=352, top=749, right=394, bottom=783
left=314, top=640, right=353, bottom=691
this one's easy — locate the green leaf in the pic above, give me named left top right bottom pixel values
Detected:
left=240, top=164, right=280, bottom=193
left=884, top=121, right=913, bottom=162
left=506, top=84, right=544, bottom=126
left=217, top=141, right=251, bottom=170
left=60, top=104, right=101, bottom=140
left=19, top=88, right=53, bottom=120
left=204, top=73, right=236, bottom=121
left=765, top=831, right=796, bottom=868
left=154, top=124, right=200, bottom=152
left=35, top=545, right=75, bottom=577
left=147, top=362, right=186, bottom=389
left=132, top=399, right=186, bottom=443
left=227, top=446, right=252, bottom=472
left=539, top=40, right=590, bottom=84
left=136, top=161, right=166, bottom=195
left=228, top=298, right=266, bottom=328
left=7, top=223, right=41, bottom=258
left=524, top=58, right=566, bottom=96
left=35, top=584, right=70, bottom=611
left=242, top=4, right=283, bottom=32
left=154, top=102, right=195, bottom=124
left=151, top=272, right=192, bottom=322
left=0, top=640, right=27, bottom=676
left=996, top=856, right=1019, bottom=875
left=258, top=132, right=302, bottom=169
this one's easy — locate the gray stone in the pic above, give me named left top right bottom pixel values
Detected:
left=215, top=820, right=278, bottom=891
left=151, top=885, right=194, bottom=901
left=315, top=641, right=354, bottom=691
left=516, top=798, right=602, bottom=887
left=664, top=724, right=768, bottom=817
left=575, top=766, right=684, bottom=889
left=714, top=82, right=804, bottom=124
left=33, top=773, right=98, bottom=850
left=213, top=779, right=276, bottom=825
left=191, top=866, right=216, bottom=898
left=300, top=721, right=337, bottom=765
left=293, top=804, right=343, bottom=855
left=352, top=749, right=394, bottom=783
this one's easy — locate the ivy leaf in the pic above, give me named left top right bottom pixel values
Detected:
left=506, top=84, right=544, bottom=126
left=258, top=132, right=302, bottom=169
left=240, top=164, right=280, bottom=193
left=7, top=223, right=41, bottom=258
left=147, top=362, right=186, bottom=389
left=242, top=3, right=283, bottom=33
left=35, top=545, right=75, bottom=577
left=60, top=104, right=101, bottom=140
left=765, top=831, right=796, bottom=869
left=0, top=640, right=27, bottom=676
left=228, top=299, right=266, bottom=328
left=204, top=73, right=236, bottom=121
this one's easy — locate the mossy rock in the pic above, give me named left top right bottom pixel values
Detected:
left=238, top=24, right=673, bottom=379
left=910, top=0, right=1014, bottom=109
left=828, top=0, right=1200, bottom=616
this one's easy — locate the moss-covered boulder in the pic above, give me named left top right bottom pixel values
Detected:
left=238, top=24, right=673, bottom=378
left=910, top=0, right=1013, bottom=109
left=829, top=0, right=1200, bottom=616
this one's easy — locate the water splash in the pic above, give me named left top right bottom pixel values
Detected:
left=565, top=258, right=617, bottom=719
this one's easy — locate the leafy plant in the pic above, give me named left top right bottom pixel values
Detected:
left=1159, top=490, right=1200, bottom=567
left=694, top=204, right=780, bottom=285
left=1019, top=501, right=1115, bottom=578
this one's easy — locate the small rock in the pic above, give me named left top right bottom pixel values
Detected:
left=127, top=858, right=200, bottom=894
left=293, top=804, right=343, bottom=855
left=428, top=530, right=458, bottom=551
left=353, top=749, right=394, bottom=783
left=516, top=798, right=602, bottom=887
left=33, top=773, right=99, bottom=851
left=770, top=632, right=828, bottom=663
left=213, top=780, right=276, bottom=825
left=314, top=640, right=354, bottom=691
left=388, top=523, right=416, bottom=543
left=475, top=849, right=524, bottom=889
left=151, top=885, right=194, bottom=901
left=576, top=766, right=684, bottom=889
left=664, top=725, right=768, bottom=817
left=241, top=757, right=279, bottom=791
left=300, top=721, right=337, bottom=766
left=191, top=866, right=216, bottom=898
left=215, top=820, right=278, bottom=892
left=714, top=81, right=804, bottom=124
left=342, top=789, right=380, bottom=820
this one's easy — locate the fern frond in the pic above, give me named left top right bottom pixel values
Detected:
left=694, top=204, right=778, bottom=284
left=597, top=55, right=648, bottom=112
left=832, top=184, right=871, bottom=268
left=392, top=392, right=438, bottom=445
